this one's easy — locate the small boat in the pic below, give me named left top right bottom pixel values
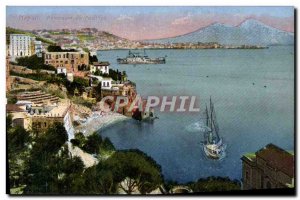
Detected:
left=203, top=97, right=226, bottom=160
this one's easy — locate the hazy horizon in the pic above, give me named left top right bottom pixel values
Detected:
left=7, top=6, right=294, bottom=40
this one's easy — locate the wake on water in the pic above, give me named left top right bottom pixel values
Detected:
left=185, top=121, right=211, bottom=133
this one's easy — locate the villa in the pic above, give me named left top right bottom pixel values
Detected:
left=241, top=144, right=294, bottom=190
left=90, top=61, right=110, bottom=74
left=44, top=51, right=89, bottom=73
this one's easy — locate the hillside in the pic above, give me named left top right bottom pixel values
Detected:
left=146, top=19, right=294, bottom=46
left=6, top=27, right=56, bottom=45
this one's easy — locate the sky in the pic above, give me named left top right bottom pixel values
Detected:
left=6, top=6, right=294, bottom=40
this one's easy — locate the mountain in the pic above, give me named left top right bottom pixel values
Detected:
left=146, top=19, right=294, bottom=45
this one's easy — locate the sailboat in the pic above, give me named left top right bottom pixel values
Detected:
left=203, top=97, right=226, bottom=160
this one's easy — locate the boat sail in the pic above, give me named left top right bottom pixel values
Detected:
left=203, top=97, right=226, bottom=159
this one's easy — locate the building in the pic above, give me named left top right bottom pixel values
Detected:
left=44, top=51, right=89, bottom=73
left=241, top=144, right=294, bottom=190
left=101, top=77, right=113, bottom=90
left=90, top=62, right=110, bottom=74
left=7, top=102, right=71, bottom=132
left=9, top=34, right=35, bottom=61
left=57, top=67, right=67, bottom=75
left=67, top=73, right=74, bottom=82
left=6, top=46, right=11, bottom=91
left=34, top=40, right=43, bottom=57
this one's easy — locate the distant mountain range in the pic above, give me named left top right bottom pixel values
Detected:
left=145, top=19, right=294, bottom=45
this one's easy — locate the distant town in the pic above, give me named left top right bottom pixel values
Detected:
left=6, top=27, right=267, bottom=53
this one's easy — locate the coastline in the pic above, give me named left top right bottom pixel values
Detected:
left=75, top=111, right=130, bottom=136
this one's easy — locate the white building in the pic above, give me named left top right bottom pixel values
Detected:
left=57, top=67, right=67, bottom=75
left=90, top=62, right=110, bottom=75
left=67, top=73, right=74, bottom=82
left=101, top=77, right=113, bottom=90
left=9, top=34, right=35, bottom=61
left=34, top=40, right=43, bottom=57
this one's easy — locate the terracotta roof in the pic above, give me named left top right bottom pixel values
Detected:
left=256, top=143, right=294, bottom=177
left=6, top=104, right=26, bottom=113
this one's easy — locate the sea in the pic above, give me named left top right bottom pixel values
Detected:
left=96, top=46, right=294, bottom=183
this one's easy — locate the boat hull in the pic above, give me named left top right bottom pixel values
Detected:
left=117, top=58, right=166, bottom=64
left=203, top=139, right=226, bottom=160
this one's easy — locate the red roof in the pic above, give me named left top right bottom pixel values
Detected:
left=256, top=144, right=294, bottom=177
left=6, top=104, right=26, bottom=113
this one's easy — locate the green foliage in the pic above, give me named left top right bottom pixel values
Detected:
left=109, top=69, right=122, bottom=81
left=100, top=138, right=115, bottom=152
left=71, top=132, right=86, bottom=148
left=187, top=176, right=241, bottom=192
left=7, top=94, right=17, bottom=104
left=82, top=132, right=103, bottom=154
left=32, top=123, right=68, bottom=154
left=6, top=114, right=12, bottom=130
left=81, top=165, right=115, bottom=194
left=6, top=27, right=55, bottom=45
left=103, top=149, right=163, bottom=194
left=89, top=54, right=98, bottom=63
left=24, top=123, right=70, bottom=194
left=8, top=126, right=31, bottom=154
left=16, top=55, right=56, bottom=71
left=10, top=70, right=66, bottom=85
left=94, top=82, right=102, bottom=101
left=47, top=45, right=77, bottom=52
left=71, top=96, right=94, bottom=109
left=7, top=123, right=32, bottom=191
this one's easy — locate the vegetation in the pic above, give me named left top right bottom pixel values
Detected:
left=77, top=149, right=163, bottom=194
left=94, top=82, right=102, bottom=101
left=77, top=34, right=95, bottom=41
left=71, top=132, right=115, bottom=156
left=16, top=55, right=56, bottom=71
left=7, top=118, right=241, bottom=195
left=47, top=45, right=77, bottom=52
left=187, top=176, right=241, bottom=192
left=89, top=54, right=98, bottom=64
left=6, top=27, right=55, bottom=45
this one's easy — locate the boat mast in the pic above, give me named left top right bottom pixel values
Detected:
left=210, top=97, right=213, bottom=132
left=211, top=98, right=220, bottom=141
left=205, top=104, right=209, bottom=127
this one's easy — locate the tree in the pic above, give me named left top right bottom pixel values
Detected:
left=71, top=132, right=86, bottom=148
left=47, top=45, right=77, bottom=52
left=7, top=126, right=31, bottom=154
left=94, top=82, right=102, bottom=101
left=6, top=114, right=12, bottom=131
left=16, top=55, right=56, bottom=71
left=24, top=124, right=75, bottom=194
left=81, top=166, right=115, bottom=194
left=103, top=150, right=163, bottom=194
left=188, top=176, right=241, bottom=192
left=82, top=132, right=102, bottom=154
left=89, top=54, right=98, bottom=64
left=7, top=126, right=32, bottom=189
